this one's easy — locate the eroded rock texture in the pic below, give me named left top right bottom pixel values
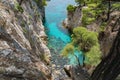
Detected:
left=0, top=0, right=51, bottom=80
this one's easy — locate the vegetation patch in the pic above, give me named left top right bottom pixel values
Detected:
left=15, top=3, right=24, bottom=13
left=42, top=0, right=47, bottom=6
left=62, top=27, right=101, bottom=66
left=67, top=4, right=76, bottom=12
left=34, top=0, right=47, bottom=6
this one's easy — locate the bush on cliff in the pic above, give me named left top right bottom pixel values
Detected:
left=62, top=27, right=101, bottom=66
left=15, top=3, right=24, bottom=13
left=67, top=4, right=76, bottom=12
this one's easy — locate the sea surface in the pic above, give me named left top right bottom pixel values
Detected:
left=44, top=0, right=84, bottom=79
left=44, top=0, right=75, bottom=64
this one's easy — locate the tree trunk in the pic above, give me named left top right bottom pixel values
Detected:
left=90, top=28, right=120, bottom=80
left=105, top=0, right=111, bottom=22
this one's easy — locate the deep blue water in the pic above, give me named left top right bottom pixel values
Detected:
left=44, top=0, right=83, bottom=65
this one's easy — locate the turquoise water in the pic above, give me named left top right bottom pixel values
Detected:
left=44, top=0, right=83, bottom=66
left=68, top=51, right=84, bottom=65
left=44, top=0, right=76, bottom=43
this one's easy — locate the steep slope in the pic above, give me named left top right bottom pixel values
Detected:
left=63, top=1, right=120, bottom=80
left=0, top=0, right=51, bottom=80
left=64, top=3, right=120, bottom=57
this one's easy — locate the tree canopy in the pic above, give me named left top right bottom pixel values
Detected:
left=61, top=27, right=101, bottom=66
left=74, top=0, right=120, bottom=26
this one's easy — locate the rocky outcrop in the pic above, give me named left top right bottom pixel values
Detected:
left=63, top=3, right=120, bottom=79
left=0, top=0, right=51, bottom=80
left=99, top=11, right=120, bottom=57
left=63, top=6, right=82, bottom=32
left=64, top=4, right=120, bottom=57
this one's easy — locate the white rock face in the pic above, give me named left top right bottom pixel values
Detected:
left=0, top=0, right=51, bottom=80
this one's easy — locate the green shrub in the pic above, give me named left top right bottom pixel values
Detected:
left=112, top=2, right=120, bottom=10
left=85, top=43, right=101, bottom=66
left=61, top=43, right=74, bottom=57
left=100, top=22, right=107, bottom=31
left=15, top=3, right=24, bottom=13
left=42, top=0, right=47, bottom=6
left=35, top=0, right=47, bottom=6
left=72, top=27, right=98, bottom=51
left=67, top=5, right=76, bottom=12
left=81, top=6, right=96, bottom=26
left=76, top=1, right=106, bottom=26
left=62, top=27, right=101, bottom=66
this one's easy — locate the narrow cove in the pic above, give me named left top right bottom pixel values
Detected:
left=44, top=0, right=83, bottom=79
left=44, top=0, right=75, bottom=66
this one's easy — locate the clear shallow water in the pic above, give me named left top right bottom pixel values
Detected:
left=44, top=1, right=76, bottom=79
left=44, top=0, right=83, bottom=67
left=44, top=0, right=75, bottom=44
left=68, top=51, right=84, bottom=65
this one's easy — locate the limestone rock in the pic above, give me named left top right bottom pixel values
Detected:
left=65, top=4, right=120, bottom=58
left=0, top=0, right=51, bottom=80
left=63, top=6, right=82, bottom=30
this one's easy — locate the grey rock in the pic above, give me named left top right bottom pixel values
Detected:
left=0, top=49, right=12, bottom=57
left=0, top=0, right=51, bottom=80
left=63, top=6, right=82, bottom=29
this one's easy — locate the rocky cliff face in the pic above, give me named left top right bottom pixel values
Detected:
left=64, top=5, right=120, bottom=57
left=98, top=11, right=120, bottom=57
left=0, top=0, right=51, bottom=80
left=63, top=4, right=120, bottom=79
left=63, top=6, right=82, bottom=32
